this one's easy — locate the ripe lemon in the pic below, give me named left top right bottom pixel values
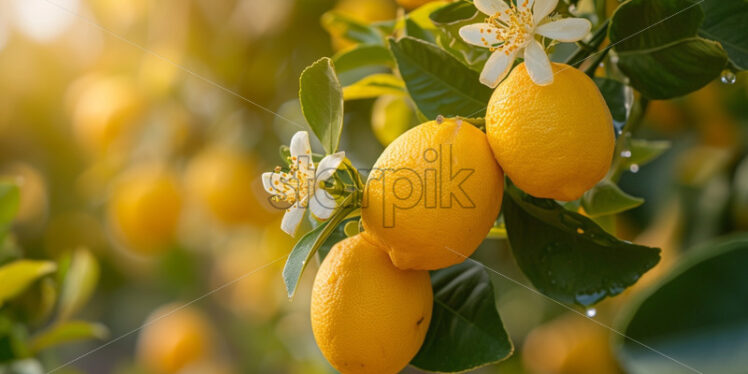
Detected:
left=486, top=62, right=614, bottom=201
left=137, top=305, right=213, bottom=374
left=371, top=95, right=415, bottom=146
left=361, top=119, right=503, bottom=270
left=311, top=234, right=432, bottom=374
left=108, top=164, right=182, bottom=255
left=185, top=146, right=278, bottom=225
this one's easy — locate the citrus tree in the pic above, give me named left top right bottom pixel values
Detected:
left=260, top=0, right=747, bottom=373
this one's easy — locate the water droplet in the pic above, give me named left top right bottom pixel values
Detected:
left=629, top=164, right=640, bottom=173
left=435, top=115, right=445, bottom=124
left=720, top=70, right=737, bottom=85
left=586, top=308, right=597, bottom=317
left=620, top=150, right=632, bottom=158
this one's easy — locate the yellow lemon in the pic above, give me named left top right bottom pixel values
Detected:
left=137, top=305, right=213, bottom=374
left=185, top=146, right=278, bottom=225
left=108, top=164, right=182, bottom=255
left=311, top=234, right=432, bottom=374
left=371, top=95, right=415, bottom=146
left=361, top=119, right=503, bottom=270
left=486, top=62, right=614, bottom=201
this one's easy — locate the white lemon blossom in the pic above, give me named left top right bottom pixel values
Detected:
left=459, top=0, right=591, bottom=87
left=263, top=131, right=345, bottom=236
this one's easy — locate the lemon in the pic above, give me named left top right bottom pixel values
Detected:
left=486, top=62, right=614, bottom=201
left=311, top=234, right=432, bottom=374
left=108, top=164, right=182, bottom=255
left=396, top=0, right=439, bottom=10
left=185, top=146, right=278, bottom=225
left=361, top=119, right=503, bottom=270
left=137, top=305, right=213, bottom=374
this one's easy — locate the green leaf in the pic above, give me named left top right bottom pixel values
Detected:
left=582, top=180, right=644, bottom=217
left=342, top=73, right=405, bottom=100
left=321, top=11, right=382, bottom=45
left=594, top=77, right=632, bottom=132
left=29, top=321, right=108, bottom=354
left=411, top=261, right=513, bottom=372
left=388, top=36, right=492, bottom=118
left=282, top=195, right=357, bottom=298
left=332, top=44, right=394, bottom=74
left=316, top=216, right=359, bottom=261
left=299, top=57, right=344, bottom=154
left=699, top=0, right=748, bottom=70
left=0, top=182, right=20, bottom=227
left=405, top=18, right=434, bottom=43
left=617, top=234, right=748, bottom=374
left=429, top=1, right=478, bottom=25
left=0, top=260, right=56, bottom=306
left=610, top=0, right=728, bottom=99
left=502, top=183, right=660, bottom=307
left=625, top=138, right=671, bottom=168
left=57, top=249, right=99, bottom=321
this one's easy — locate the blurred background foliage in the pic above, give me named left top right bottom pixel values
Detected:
left=0, top=0, right=745, bottom=373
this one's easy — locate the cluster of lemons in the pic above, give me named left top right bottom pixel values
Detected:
left=310, top=62, right=614, bottom=373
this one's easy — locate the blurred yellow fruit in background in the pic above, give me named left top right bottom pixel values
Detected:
left=185, top=146, right=278, bottom=226
left=137, top=304, right=214, bottom=374
left=486, top=63, right=614, bottom=201
left=396, top=0, right=439, bottom=10
left=108, top=164, right=182, bottom=255
left=71, top=76, right=144, bottom=154
left=212, top=223, right=291, bottom=321
left=0, top=162, right=48, bottom=229
left=311, top=234, right=432, bottom=374
left=371, top=95, right=415, bottom=146
left=523, top=314, right=621, bottom=374
left=362, top=119, right=503, bottom=270
left=329, top=0, right=397, bottom=51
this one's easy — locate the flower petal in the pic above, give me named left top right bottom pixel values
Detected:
left=459, top=23, right=502, bottom=49
left=535, top=18, right=591, bottom=42
left=315, top=151, right=345, bottom=182
left=523, top=40, right=554, bottom=86
left=309, top=188, right=337, bottom=220
left=532, top=0, right=558, bottom=25
left=518, top=0, right=535, bottom=12
left=480, top=50, right=516, bottom=88
left=262, top=172, right=276, bottom=194
left=289, top=131, right=311, bottom=158
left=475, top=0, right=510, bottom=18
left=281, top=204, right=305, bottom=236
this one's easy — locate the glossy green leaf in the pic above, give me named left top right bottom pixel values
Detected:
left=617, top=234, right=748, bottom=374
left=321, top=11, right=382, bottom=45
left=429, top=0, right=478, bottom=25
left=0, top=182, right=20, bottom=227
left=316, top=216, right=359, bottom=261
left=0, top=260, right=57, bottom=306
left=283, top=195, right=357, bottom=298
left=342, top=73, right=405, bottom=100
left=299, top=57, right=344, bottom=154
left=58, top=249, right=100, bottom=321
left=610, top=0, right=728, bottom=99
left=625, top=138, right=671, bottom=168
left=594, top=77, right=632, bottom=132
left=29, top=320, right=108, bottom=354
left=332, top=44, right=394, bottom=74
left=699, top=0, right=748, bottom=70
left=405, top=18, right=434, bottom=43
left=411, top=261, right=513, bottom=372
left=388, top=36, right=492, bottom=118
left=582, top=180, right=644, bottom=217
left=502, top=183, right=660, bottom=307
